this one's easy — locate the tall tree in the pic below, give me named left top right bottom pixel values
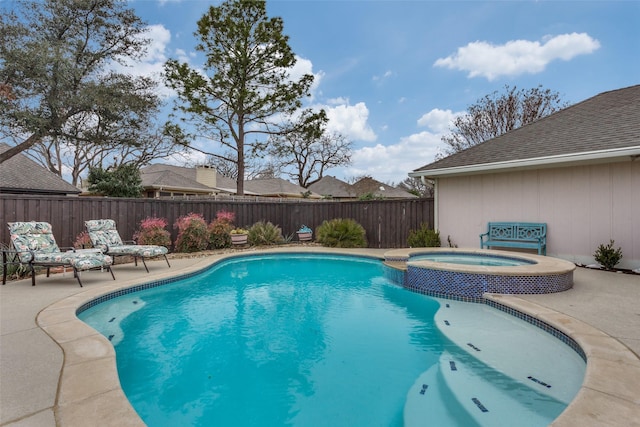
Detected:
left=164, top=0, right=324, bottom=195
left=0, top=0, right=162, bottom=164
left=439, top=85, right=568, bottom=158
left=266, top=122, right=352, bottom=188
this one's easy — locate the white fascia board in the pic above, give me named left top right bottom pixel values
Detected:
left=409, top=146, right=640, bottom=178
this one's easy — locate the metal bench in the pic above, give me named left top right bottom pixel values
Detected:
left=480, top=222, right=547, bottom=255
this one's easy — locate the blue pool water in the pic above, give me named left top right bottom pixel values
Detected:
left=411, top=253, right=534, bottom=266
left=79, top=254, right=582, bottom=427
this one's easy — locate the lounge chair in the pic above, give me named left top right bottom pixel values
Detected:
left=4, top=221, right=115, bottom=287
left=85, top=219, right=170, bottom=273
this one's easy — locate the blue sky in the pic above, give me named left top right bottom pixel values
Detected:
left=128, top=0, right=639, bottom=184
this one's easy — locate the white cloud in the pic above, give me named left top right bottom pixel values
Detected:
left=106, top=24, right=177, bottom=97
left=324, top=102, right=377, bottom=142
left=372, top=70, right=393, bottom=82
left=288, top=56, right=324, bottom=101
left=336, top=130, right=442, bottom=184
left=434, top=32, right=600, bottom=81
left=416, top=108, right=465, bottom=133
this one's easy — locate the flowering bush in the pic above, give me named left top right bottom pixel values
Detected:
left=133, top=217, right=171, bottom=248
left=209, top=210, right=235, bottom=249
left=174, top=213, right=209, bottom=253
left=73, top=231, right=93, bottom=249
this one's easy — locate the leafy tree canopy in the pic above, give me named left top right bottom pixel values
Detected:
left=0, top=0, right=162, bottom=164
left=164, top=0, right=325, bottom=195
left=87, top=164, right=143, bottom=198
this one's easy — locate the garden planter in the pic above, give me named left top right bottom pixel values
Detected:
left=231, top=234, right=248, bottom=245
left=297, top=231, right=312, bottom=242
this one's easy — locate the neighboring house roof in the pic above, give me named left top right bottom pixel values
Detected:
left=141, top=164, right=240, bottom=194
left=140, top=164, right=317, bottom=197
left=244, top=178, right=322, bottom=198
left=0, top=143, right=81, bottom=195
left=351, top=177, right=418, bottom=199
left=411, top=85, right=640, bottom=177
left=141, top=169, right=214, bottom=193
left=308, top=176, right=357, bottom=199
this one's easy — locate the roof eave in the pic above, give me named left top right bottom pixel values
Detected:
left=410, top=146, right=640, bottom=178
left=143, top=184, right=216, bottom=194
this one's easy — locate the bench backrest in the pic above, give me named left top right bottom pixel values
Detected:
left=85, top=219, right=124, bottom=250
left=488, top=222, right=546, bottom=241
left=8, top=221, right=61, bottom=262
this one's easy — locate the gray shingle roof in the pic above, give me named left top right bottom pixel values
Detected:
left=0, top=143, right=81, bottom=195
left=141, top=164, right=238, bottom=193
left=351, top=177, right=418, bottom=199
left=244, top=178, right=321, bottom=198
left=141, top=169, right=213, bottom=192
left=308, top=176, right=357, bottom=198
left=412, top=85, right=640, bottom=174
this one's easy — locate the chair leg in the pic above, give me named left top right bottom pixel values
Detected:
left=108, top=266, right=115, bottom=280
left=2, top=251, right=7, bottom=285
left=164, top=254, right=171, bottom=268
left=73, top=268, right=83, bottom=287
left=141, top=257, right=149, bottom=273
left=30, top=264, right=36, bottom=286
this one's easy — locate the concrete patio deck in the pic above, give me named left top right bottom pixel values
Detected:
left=1, top=248, right=639, bottom=426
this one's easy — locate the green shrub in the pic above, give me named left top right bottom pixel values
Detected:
left=174, top=213, right=209, bottom=253
left=594, top=240, right=623, bottom=270
left=248, top=221, right=284, bottom=245
left=316, top=218, right=367, bottom=248
left=208, top=210, right=235, bottom=249
left=133, top=217, right=171, bottom=248
left=407, top=224, right=441, bottom=247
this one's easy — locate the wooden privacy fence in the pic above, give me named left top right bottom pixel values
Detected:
left=0, top=195, right=434, bottom=250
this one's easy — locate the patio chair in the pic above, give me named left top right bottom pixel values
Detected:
left=4, top=221, right=115, bottom=287
left=85, top=219, right=170, bottom=273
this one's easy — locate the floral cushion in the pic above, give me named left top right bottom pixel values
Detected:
left=8, top=221, right=112, bottom=269
left=107, top=245, right=168, bottom=257
left=32, top=251, right=113, bottom=271
left=9, top=221, right=61, bottom=263
left=85, top=219, right=124, bottom=248
left=85, top=219, right=168, bottom=258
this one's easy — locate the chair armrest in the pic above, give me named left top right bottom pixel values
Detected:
left=8, top=249, right=34, bottom=264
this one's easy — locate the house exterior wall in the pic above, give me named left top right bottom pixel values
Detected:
left=435, top=160, right=639, bottom=270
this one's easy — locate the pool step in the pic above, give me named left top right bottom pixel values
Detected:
left=404, top=364, right=479, bottom=427
left=438, top=352, right=555, bottom=427
left=433, top=299, right=584, bottom=404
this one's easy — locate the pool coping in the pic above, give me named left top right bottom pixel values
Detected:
left=34, top=248, right=640, bottom=426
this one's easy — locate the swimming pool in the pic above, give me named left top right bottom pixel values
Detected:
left=78, top=253, right=585, bottom=427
